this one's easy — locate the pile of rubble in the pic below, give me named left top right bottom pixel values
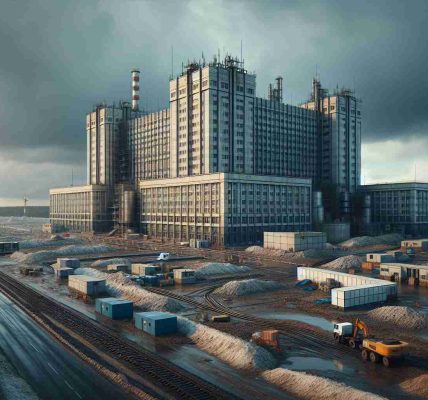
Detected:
left=367, top=306, right=427, bottom=330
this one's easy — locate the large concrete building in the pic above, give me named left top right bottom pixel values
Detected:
left=360, top=182, right=428, bottom=236
left=50, top=54, right=368, bottom=245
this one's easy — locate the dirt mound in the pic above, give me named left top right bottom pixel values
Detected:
left=75, top=268, right=183, bottom=312
left=214, top=279, right=282, bottom=297
left=367, top=306, right=427, bottom=330
left=19, top=237, right=83, bottom=249
left=262, top=368, right=387, bottom=400
left=11, top=244, right=115, bottom=264
left=194, top=262, right=250, bottom=277
left=319, top=255, right=362, bottom=271
left=245, top=245, right=345, bottom=260
left=91, top=258, right=131, bottom=267
left=178, top=317, right=276, bottom=370
left=339, top=233, right=402, bottom=248
left=400, top=374, right=428, bottom=398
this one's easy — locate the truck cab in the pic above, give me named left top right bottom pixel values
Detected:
left=333, top=322, right=353, bottom=337
left=157, top=252, right=171, bottom=261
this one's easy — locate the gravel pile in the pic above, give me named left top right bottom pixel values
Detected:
left=11, top=244, right=115, bottom=264
left=91, top=258, right=131, bottom=267
left=400, top=374, right=428, bottom=398
left=19, top=237, right=83, bottom=250
left=262, top=368, right=387, bottom=400
left=245, top=245, right=346, bottom=260
left=214, top=279, right=282, bottom=297
left=319, top=255, right=362, bottom=271
left=178, top=316, right=276, bottom=370
left=194, top=262, right=251, bottom=278
left=75, top=268, right=183, bottom=312
left=367, top=306, right=427, bottom=330
left=339, top=233, right=402, bottom=248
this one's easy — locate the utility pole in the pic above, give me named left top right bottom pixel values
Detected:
left=23, top=196, right=29, bottom=217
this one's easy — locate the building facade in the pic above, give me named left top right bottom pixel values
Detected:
left=139, top=173, right=311, bottom=245
left=360, top=182, right=428, bottom=236
left=49, top=54, right=369, bottom=245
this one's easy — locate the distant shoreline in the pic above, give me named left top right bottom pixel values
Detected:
left=0, top=206, right=49, bottom=218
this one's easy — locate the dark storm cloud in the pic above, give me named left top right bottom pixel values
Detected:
left=0, top=0, right=428, bottom=202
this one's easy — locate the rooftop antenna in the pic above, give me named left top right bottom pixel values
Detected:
left=171, top=45, right=174, bottom=79
left=23, top=196, right=29, bottom=217
left=240, top=39, right=243, bottom=64
left=71, top=168, right=74, bottom=187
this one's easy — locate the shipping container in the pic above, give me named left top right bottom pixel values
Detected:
left=173, top=269, right=196, bottom=284
left=366, top=253, right=395, bottom=263
left=107, top=264, right=129, bottom=272
left=57, top=258, right=80, bottom=269
left=131, top=264, right=161, bottom=276
left=134, top=311, right=177, bottom=336
left=95, top=297, right=133, bottom=319
left=0, top=242, right=19, bottom=255
left=54, top=267, right=74, bottom=278
left=68, top=275, right=106, bottom=296
left=264, top=232, right=326, bottom=252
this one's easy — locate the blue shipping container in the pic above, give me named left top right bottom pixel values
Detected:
left=96, top=298, right=133, bottom=319
left=134, top=311, right=177, bottom=336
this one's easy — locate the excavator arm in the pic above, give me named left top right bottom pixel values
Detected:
left=353, top=318, right=369, bottom=339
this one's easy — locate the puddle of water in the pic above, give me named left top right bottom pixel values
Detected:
left=283, top=356, right=355, bottom=374
left=258, top=311, right=334, bottom=331
left=416, top=332, right=428, bottom=340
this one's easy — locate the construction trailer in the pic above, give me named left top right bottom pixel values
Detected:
left=68, top=275, right=106, bottom=297
left=134, top=311, right=177, bottom=336
left=379, top=263, right=428, bottom=287
left=107, top=264, right=129, bottom=273
left=173, top=269, right=196, bottom=284
left=264, top=232, right=326, bottom=252
left=401, top=239, right=428, bottom=251
left=131, top=264, right=161, bottom=276
left=57, top=258, right=80, bottom=269
left=54, top=267, right=74, bottom=278
left=0, top=242, right=19, bottom=255
left=95, top=297, right=133, bottom=319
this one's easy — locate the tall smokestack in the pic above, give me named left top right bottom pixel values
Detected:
left=131, top=69, right=140, bottom=111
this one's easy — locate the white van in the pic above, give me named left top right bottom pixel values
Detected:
left=157, top=252, right=171, bottom=261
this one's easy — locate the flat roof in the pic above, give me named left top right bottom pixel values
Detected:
left=135, top=311, right=176, bottom=320
left=332, top=283, right=395, bottom=292
left=99, top=298, right=132, bottom=305
left=382, top=263, right=428, bottom=271
left=69, top=275, right=105, bottom=282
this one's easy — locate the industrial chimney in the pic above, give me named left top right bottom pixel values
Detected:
left=131, top=69, right=140, bottom=111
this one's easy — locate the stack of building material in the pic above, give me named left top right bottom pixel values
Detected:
left=134, top=311, right=177, bottom=336
left=251, top=330, right=280, bottom=349
left=173, top=269, right=196, bottom=284
left=131, top=264, right=161, bottom=276
left=68, top=275, right=106, bottom=297
left=95, top=297, right=133, bottom=319
left=20, top=266, right=43, bottom=276
left=319, top=278, right=340, bottom=293
left=106, top=264, right=129, bottom=273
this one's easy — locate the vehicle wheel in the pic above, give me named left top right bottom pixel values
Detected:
left=358, top=343, right=363, bottom=350
left=370, top=351, right=379, bottom=363
left=382, top=357, right=390, bottom=368
left=334, top=333, right=341, bottom=343
left=349, top=339, right=356, bottom=349
left=361, top=349, right=369, bottom=361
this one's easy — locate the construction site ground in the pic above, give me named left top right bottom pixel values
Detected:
left=1, top=223, right=428, bottom=399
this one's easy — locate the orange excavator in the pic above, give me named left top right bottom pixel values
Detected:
left=334, top=318, right=408, bottom=367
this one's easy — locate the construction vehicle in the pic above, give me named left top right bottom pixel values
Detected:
left=333, top=318, right=368, bottom=349
left=157, top=252, right=171, bottom=261
left=334, top=318, right=408, bottom=367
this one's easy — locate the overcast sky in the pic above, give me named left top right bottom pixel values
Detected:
left=1, top=0, right=428, bottom=205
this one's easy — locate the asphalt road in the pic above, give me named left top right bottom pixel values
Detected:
left=0, top=292, right=131, bottom=400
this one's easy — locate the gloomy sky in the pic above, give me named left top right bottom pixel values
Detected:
left=1, top=0, right=428, bottom=205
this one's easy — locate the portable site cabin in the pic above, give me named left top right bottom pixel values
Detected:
left=54, top=267, right=74, bottom=278
left=68, top=275, right=106, bottom=296
left=173, top=269, right=196, bottom=284
left=107, top=264, right=129, bottom=273
left=95, top=297, right=133, bottom=319
left=131, top=264, right=161, bottom=276
left=57, top=258, right=80, bottom=269
left=134, top=311, right=177, bottom=336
